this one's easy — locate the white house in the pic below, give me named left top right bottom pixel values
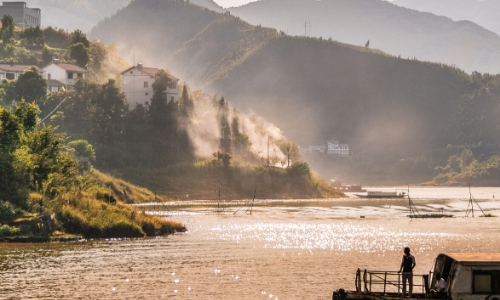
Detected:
left=0, top=64, right=42, bottom=80
left=0, top=1, right=40, bottom=28
left=121, top=63, right=179, bottom=109
left=327, top=140, right=349, bottom=156
left=42, top=60, right=87, bottom=92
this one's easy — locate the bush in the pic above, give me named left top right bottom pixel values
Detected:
left=0, top=224, right=20, bottom=237
left=0, top=200, right=21, bottom=221
left=57, top=206, right=88, bottom=234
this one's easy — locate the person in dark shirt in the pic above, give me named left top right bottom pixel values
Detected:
left=398, top=246, right=416, bottom=297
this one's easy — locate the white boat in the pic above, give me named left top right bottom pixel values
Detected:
left=332, top=253, right=500, bottom=300
left=354, top=191, right=406, bottom=198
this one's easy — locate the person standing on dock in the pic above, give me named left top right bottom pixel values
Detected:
left=398, top=246, right=416, bottom=297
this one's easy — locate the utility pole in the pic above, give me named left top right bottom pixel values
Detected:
left=286, top=146, right=290, bottom=168
left=267, top=135, right=270, bottom=167
left=304, top=21, right=307, bottom=36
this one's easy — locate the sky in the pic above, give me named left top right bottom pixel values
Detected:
left=213, top=0, right=253, bottom=8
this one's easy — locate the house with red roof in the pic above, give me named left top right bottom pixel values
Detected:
left=121, top=63, right=179, bottom=109
left=42, top=59, right=87, bottom=92
left=0, top=64, right=42, bottom=80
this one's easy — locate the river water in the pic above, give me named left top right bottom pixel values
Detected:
left=1, top=187, right=499, bottom=299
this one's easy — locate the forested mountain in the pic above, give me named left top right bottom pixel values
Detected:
left=20, top=0, right=130, bottom=32
left=189, top=0, right=224, bottom=12
left=392, top=0, right=500, bottom=37
left=91, top=0, right=500, bottom=184
left=227, top=0, right=500, bottom=75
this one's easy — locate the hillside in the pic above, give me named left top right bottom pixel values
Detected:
left=393, top=0, right=500, bottom=37
left=90, top=0, right=500, bottom=184
left=189, top=0, right=224, bottom=12
left=228, top=0, right=500, bottom=75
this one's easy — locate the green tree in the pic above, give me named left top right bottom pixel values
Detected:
left=69, top=29, right=90, bottom=48
left=178, top=85, right=194, bottom=118
left=217, top=97, right=231, bottom=153
left=41, top=47, right=53, bottom=66
left=19, top=26, right=45, bottom=48
left=15, top=67, right=47, bottom=103
left=149, top=69, right=180, bottom=164
left=460, top=149, right=474, bottom=172
left=14, top=100, right=39, bottom=131
left=67, top=139, right=96, bottom=161
left=69, top=43, right=89, bottom=68
left=0, top=79, right=17, bottom=106
left=0, top=14, right=15, bottom=44
left=43, top=26, right=69, bottom=49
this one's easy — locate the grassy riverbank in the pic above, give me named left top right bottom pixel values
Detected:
left=0, top=169, right=186, bottom=240
left=106, top=159, right=343, bottom=201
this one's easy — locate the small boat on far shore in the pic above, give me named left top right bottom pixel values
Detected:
left=354, top=190, right=406, bottom=199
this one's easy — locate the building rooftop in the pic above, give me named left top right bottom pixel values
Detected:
left=46, top=62, right=87, bottom=73
left=444, top=253, right=500, bottom=263
left=121, top=64, right=179, bottom=81
left=0, top=64, right=42, bottom=73
left=47, top=79, right=65, bottom=87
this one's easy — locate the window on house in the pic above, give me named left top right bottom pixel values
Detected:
left=77, top=73, right=83, bottom=78
left=171, top=96, right=174, bottom=102
left=130, top=71, right=133, bottom=74
left=145, top=101, right=149, bottom=105
left=48, top=74, right=51, bottom=80
left=6, top=73, right=15, bottom=80
left=145, top=93, right=148, bottom=96
left=144, top=81, right=148, bottom=88
left=169, top=82, right=177, bottom=89
left=68, top=72, right=73, bottom=79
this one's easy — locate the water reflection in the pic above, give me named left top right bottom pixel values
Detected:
left=1, top=193, right=500, bottom=299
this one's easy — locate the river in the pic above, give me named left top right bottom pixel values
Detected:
left=1, top=187, right=499, bottom=299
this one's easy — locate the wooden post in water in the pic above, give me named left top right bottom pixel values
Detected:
left=383, top=272, right=387, bottom=294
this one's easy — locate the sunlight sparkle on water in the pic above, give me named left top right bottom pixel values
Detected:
left=210, top=222, right=471, bottom=252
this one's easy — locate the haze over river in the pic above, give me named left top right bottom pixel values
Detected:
left=1, top=187, right=499, bottom=299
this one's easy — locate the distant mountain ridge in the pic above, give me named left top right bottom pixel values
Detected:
left=90, top=0, right=500, bottom=183
left=392, top=0, right=500, bottom=37
left=228, top=0, right=500, bottom=75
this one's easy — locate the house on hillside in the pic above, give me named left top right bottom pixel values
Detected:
left=42, top=60, right=87, bottom=92
left=327, top=140, right=349, bottom=156
left=0, top=1, right=40, bottom=28
left=0, top=64, right=42, bottom=80
left=121, top=63, right=179, bottom=109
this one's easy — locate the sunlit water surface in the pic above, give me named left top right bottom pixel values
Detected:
left=1, top=187, right=500, bottom=299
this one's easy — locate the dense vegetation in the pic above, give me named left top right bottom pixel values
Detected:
left=90, top=0, right=500, bottom=185
left=0, top=17, right=187, bottom=239
left=0, top=101, right=185, bottom=239
left=39, top=76, right=340, bottom=198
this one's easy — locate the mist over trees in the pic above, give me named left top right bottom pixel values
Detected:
left=91, top=0, right=500, bottom=184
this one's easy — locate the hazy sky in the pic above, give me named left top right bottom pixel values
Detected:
left=214, top=0, right=253, bottom=8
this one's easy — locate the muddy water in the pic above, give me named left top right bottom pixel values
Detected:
left=1, top=188, right=500, bottom=299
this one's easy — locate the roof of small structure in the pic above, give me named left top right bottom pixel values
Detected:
left=0, top=64, right=42, bottom=73
left=121, top=65, right=179, bottom=81
left=443, top=253, right=500, bottom=263
left=47, top=79, right=65, bottom=87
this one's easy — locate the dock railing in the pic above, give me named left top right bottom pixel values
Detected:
left=356, top=269, right=429, bottom=296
